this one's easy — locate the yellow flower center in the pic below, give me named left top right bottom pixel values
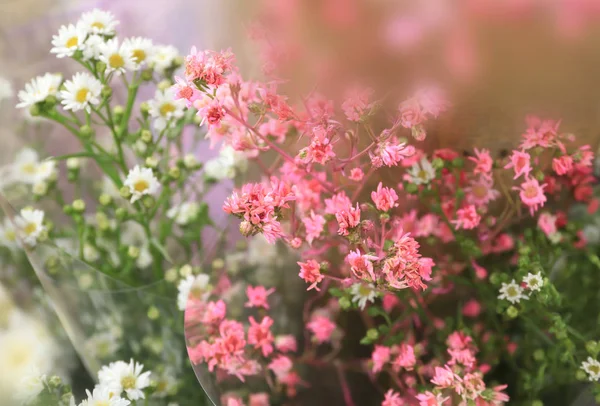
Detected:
left=507, top=286, right=518, bottom=297
left=24, top=222, right=37, bottom=235
left=121, top=375, right=136, bottom=390
left=109, top=53, right=125, bottom=69
left=132, top=49, right=146, bottom=63
left=358, top=284, right=372, bottom=297
left=96, top=401, right=109, bottom=406
left=5, top=230, right=16, bottom=242
left=472, top=184, right=487, bottom=199
left=75, top=88, right=90, bottom=103
left=418, top=170, right=428, bottom=180
left=22, top=163, right=37, bottom=174
left=134, top=180, right=149, bottom=193
left=524, top=185, right=538, bottom=199
left=590, top=365, right=600, bottom=374
left=160, top=103, right=176, bottom=117
left=66, top=36, right=79, bottom=48
left=92, top=21, right=105, bottom=30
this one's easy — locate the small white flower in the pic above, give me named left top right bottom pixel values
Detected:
left=124, top=166, right=160, bottom=203
left=14, top=371, right=45, bottom=404
left=350, top=283, right=378, bottom=310
left=167, top=202, right=200, bottom=225
left=123, top=37, right=154, bottom=69
left=581, top=356, right=600, bottom=381
left=15, top=208, right=45, bottom=246
left=177, top=274, right=211, bottom=310
left=498, top=279, right=528, bottom=304
left=136, top=245, right=153, bottom=269
left=82, top=34, right=106, bottom=61
left=51, top=23, right=89, bottom=58
left=10, top=148, right=56, bottom=185
left=83, top=243, right=100, bottom=262
left=408, top=158, right=436, bottom=185
left=79, top=386, right=130, bottom=406
left=523, top=272, right=544, bottom=292
left=16, top=73, right=62, bottom=109
left=0, top=218, right=19, bottom=250
left=99, top=38, right=135, bottom=76
left=0, top=77, right=13, bottom=102
left=60, top=72, right=102, bottom=112
left=66, top=157, right=81, bottom=170
left=204, top=146, right=248, bottom=180
left=78, top=9, right=119, bottom=36
left=97, top=359, right=151, bottom=401
left=147, top=88, right=186, bottom=131
left=149, top=45, right=179, bottom=74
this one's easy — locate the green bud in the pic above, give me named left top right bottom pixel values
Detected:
left=113, top=105, right=124, bottom=117
left=366, top=328, right=379, bottom=341
left=168, top=166, right=181, bottom=179
left=173, top=55, right=184, bottom=68
left=141, top=69, right=154, bottom=81
left=506, top=306, right=519, bottom=319
left=535, top=170, right=545, bottom=181
left=586, top=340, right=599, bottom=356
left=127, top=245, right=140, bottom=259
left=405, top=183, right=418, bottom=194
left=455, top=189, right=465, bottom=200
left=140, top=102, right=150, bottom=117
left=79, top=125, right=94, bottom=139
left=212, top=259, right=225, bottom=270
left=193, top=115, right=203, bottom=125
left=99, top=193, right=112, bottom=206
left=29, top=104, right=41, bottom=117
left=489, top=273, right=502, bottom=286
left=145, top=156, right=159, bottom=168
left=576, top=369, right=588, bottom=381
left=179, top=264, right=193, bottom=277
left=531, top=401, right=543, bottom=406
left=339, top=297, right=352, bottom=310
left=452, top=158, right=464, bottom=168
left=183, top=154, right=199, bottom=169
left=158, top=80, right=171, bottom=91
left=44, top=95, right=58, bottom=108
left=165, top=267, right=178, bottom=282
left=115, top=207, right=127, bottom=220
left=119, top=186, right=132, bottom=199
left=72, top=199, right=86, bottom=212
left=63, top=204, right=73, bottom=215
left=432, top=157, right=444, bottom=170
left=141, top=129, right=153, bottom=143
left=101, top=86, right=112, bottom=99
left=148, top=306, right=160, bottom=320
left=142, top=195, right=155, bottom=208
left=379, top=212, right=390, bottom=220
left=66, top=157, right=81, bottom=170
left=48, top=375, right=62, bottom=387
left=96, top=61, right=107, bottom=74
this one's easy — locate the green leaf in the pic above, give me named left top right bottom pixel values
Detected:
left=150, top=238, right=174, bottom=264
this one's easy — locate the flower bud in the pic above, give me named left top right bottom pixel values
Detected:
left=366, top=328, right=379, bottom=341
left=66, top=157, right=81, bottom=170
left=533, top=349, right=544, bottom=361
left=29, top=104, right=41, bottom=117
left=113, top=105, right=124, bottom=117
left=96, top=61, right=107, bottom=74
left=173, top=55, right=184, bottom=68
left=452, top=158, right=464, bottom=168
left=405, top=183, right=418, bottom=194
left=212, top=258, right=225, bottom=269
left=168, top=166, right=181, bottom=179
left=339, top=297, right=351, bottom=310
left=142, top=195, right=155, bottom=208
left=141, top=69, right=154, bottom=81
left=158, top=80, right=171, bottom=91
left=140, top=102, right=150, bottom=117
left=79, top=125, right=94, bottom=139
left=179, top=264, right=193, bottom=277
left=48, top=375, right=62, bottom=388
left=99, top=193, right=112, bottom=206
left=101, top=85, right=112, bottom=99
left=127, top=245, right=140, bottom=259
left=33, top=182, right=48, bottom=196
left=141, top=129, right=153, bottom=143
left=115, top=207, right=128, bottom=220
left=72, top=199, right=86, bottom=212
left=239, top=220, right=253, bottom=236
left=147, top=306, right=160, bottom=320
left=586, top=340, right=599, bottom=356
left=183, top=154, right=199, bottom=169
left=165, top=267, right=178, bottom=282
left=145, top=156, right=159, bottom=168
left=119, top=186, right=132, bottom=199
left=576, top=369, right=588, bottom=381
left=506, top=306, right=519, bottom=319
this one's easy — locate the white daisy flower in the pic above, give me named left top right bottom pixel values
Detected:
left=79, top=386, right=130, bottom=406
left=0, top=77, right=13, bottom=102
left=82, top=34, right=105, bottom=61
left=350, top=283, right=378, bottom=310
left=10, top=147, right=56, bottom=185
left=0, top=218, right=20, bottom=250
left=15, top=372, right=46, bottom=404
left=581, top=356, right=600, bottom=382
left=78, top=9, right=119, bottom=36
left=498, top=279, right=528, bottom=304
left=167, top=202, right=200, bottom=225
left=407, top=157, right=436, bottom=185
left=98, top=38, right=135, bottom=76
left=16, top=73, right=62, bottom=109
left=97, top=359, right=151, bottom=400
left=60, top=72, right=102, bottom=112
left=204, top=145, right=248, bottom=180
left=147, top=88, right=186, bottom=131
left=123, top=37, right=154, bottom=69
left=149, top=45, right=179, bottom=74
left=523, top=272, right=544, bottom=292
left=136, top=245, right=153, bottom=269
left=124, top=166, right=160, bottom=203
left=15, top=208, right=45, bottom=246
left=50, top=23, right=89, bottom=58
left=177, top=274, right=211, bottom=310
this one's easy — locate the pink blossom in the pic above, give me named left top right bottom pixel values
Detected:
left=382, top=294, right=400, bottom=312
left=452, top=205, right=481, bottom=230
left=268, top=355, right=293, bottom=379
left=371, top=345, right=391, bottom=373
left=415, top=214, right=439, bottom=238
left=552, top=155, right=574, bottom=175
left=196, top=99, right=226, bottom=127
left=342, top=86, right=373, bottom=122
left=249, top=393, right=270, bottom=406
left=335, top=203, right=361, bottom=236
left=349, top=168, right=364, bottom=181
left=462, top=299, right=482, bottom=318
left=248, top=316, right=274, bottom=357
left=371, top=182, right=399, bottom=212
left=307, top=315, right=336, bottom=343
left=372, top=141, right=415, bottom=168
left=514, top=178, right=547, bottom=215
left=431, top=365, right=459, bottom=387
left=303, top=211, right=326, bottom=244
left=245, top=285, right=275, bottom=309
left=172, top=76, right=202, bottom=107
left=259, top=118, right=289, bottom=143
left=448, top=348, right=476, bottom=368
left=346, top=249, right=378, bottom=281
left=298, top=260, right=324, bottom=291
left=504, top=150, right=531, bottom=179
left=275, top=335, right=297, bottom=353
left=324, top=192, right=352, bottom=215
left=202, top=300, right=227, bottom=324
left=300, top=125, right=336, bottom=165
left=416, top=86, right=449, bottom=117
left=185, top=47, right=234, bottom=86
left=466, top=176, right=500, bottom=207
left=447, top=331, right=473, bottom=350
left=537, top=212, right=557, bottom=237
left=469, top=148, right=493, bottom=175
left=381, top=390, right=403, bottom=406
left=398, top=99, right=424, bottom=128
left=416, top=391, right=446, bottom=406
left=392, top=343, right=416, bottom=371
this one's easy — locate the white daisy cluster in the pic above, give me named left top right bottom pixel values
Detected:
left=581, top=356, right=600, bottom=382
left=17, top=9, right=180, bottom=113
left=147, top=87, right=187, bottom=131
left=204, top=145, right=249, bottom=181
left=0, top=147, right=57, bottom=194
left=498, top=272, right=544, bottom=304
left=0, top=207, right=47, bottom=249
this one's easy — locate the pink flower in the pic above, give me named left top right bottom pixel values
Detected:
left=382, top=294, right=400, bottom=312
left=299, top=125, right=336, bottom=165
left=416, top=392, right=446, bottom=406
left=268, top=355, right=293, bottom=379
left=452, top=205, right=481, bottom=230
left=462, top=299, right=482, bottom=318
left=371, top=345, right=391, bottom=373
left=349, top=168, right=364, bottom=181
left=202, top=300, right=227, bottom=324
left=335, top=203, right=361, bottom=236
left=446, top=331, right=473, bottom=350
left=248, top=316, right=274, bottom=357
left=381, top=390, right=403, bottom=406
left=514, top=178, right=547, bottom=215
left=249, top=393, right=270, bottom=406
left=416, top=86, right=449, bottom=117
left=552, top=155, right=573, bottom=175
left=346, top=249, right=378, bottom=281
left=342, top=86, right=373, bottom=122
left=245, top=285, right=275, bottom=309
left=298, top=260, right=324, bottom=291
left=471, top=260, right=488, bottom=279
left=325, top=192, right=352, bottom=214
left=398, top=99, right=424, bottom=128
left=469, top=148, right=493, bottom=175
left=196, top=99, right=226, bottom=127
left=184, top=47, right=234, bottom=86
left=504, top=150, right=531, bottom=180
left=431, top=365, right=459, bottom=388
left=465, top=176, right=500, bottom=207
left=259, top=119, right=289, bottom=143
left=448, top=348, right=476, bottom=368
left=303, top=211, right=326, bottom=244
left=537, top=212, right=557, bottom=237
left=172, top=76, right=202, bottom=107
left=392, top=343, right=416, bottom=371
left=307, top=315, right=336, bottom=343
left=371, top=182, right=399, bottom=212
left=372, top=141, right=415, bottom=168
left=275, top=335, right=297, bottom=353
